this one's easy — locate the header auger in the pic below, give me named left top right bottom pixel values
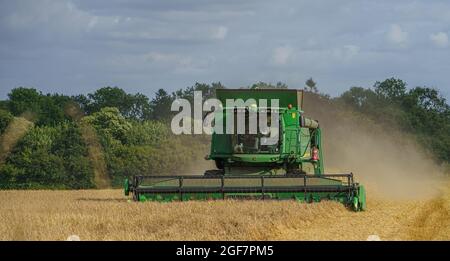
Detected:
left=124, top=89, right=366, bottom=211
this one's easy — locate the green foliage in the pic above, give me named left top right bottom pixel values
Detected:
left=0, top=100, right=9, bottom=111
left=174, top=82, right=225, bottom=101
left=93, top=117, right=208, bottom=186
left=249, top=81, right=288, bottom=89
left=170, top=82, right=226, bottom=119
left=305, top=78, right=318, bottom=93
left=105, top=135, right=208, bottom=187
left=339, top=86, right=408, bottom=128
left=0, top=109, right=13, bottom=134
left=124, top=121, right=169, bottom=146
left=82, top=107, right=132, bottom=143
left=340, top=87, right=377, bottom=110
left=401, top=87, right=450, bottom=162
left=7, top=87, right=42, bottom=116
left=73, top=82, right=225, bottom=121
left=74, top=87, right=152, bottom=120
left=0, top=122, right=94, bottom=189
left=6, top=87, right=73, bottom=126
left=79, top=107, right=208, bottom=187
left=374, top=77, right=407, bottom=101
left=405, top=87, right=449, bottom=113
left=149, top=89, right=174, bottom=121
left=38, top=94, right=73, bottom=126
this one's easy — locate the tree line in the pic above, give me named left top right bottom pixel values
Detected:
left=0, top=78, right=448, bottom=189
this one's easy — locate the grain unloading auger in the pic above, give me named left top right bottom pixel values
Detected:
left=124, top=89, right=366, bottom=211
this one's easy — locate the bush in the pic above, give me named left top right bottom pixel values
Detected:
left=0, top=122, right=94, bottom=189
left=105, top=135, right=209, bottom=187
left=82, top=107, right=131, bottom=143
left=124, top=120, right=169, bottom=146
left=0, top=109, right=13, bottom=134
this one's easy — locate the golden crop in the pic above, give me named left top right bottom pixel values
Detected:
left=0, top=186, right=448, bottom=241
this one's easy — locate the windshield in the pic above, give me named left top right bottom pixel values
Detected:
left=232, top=111, right=280, bottom=154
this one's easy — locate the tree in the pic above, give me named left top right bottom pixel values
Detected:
left=405, top=87, right=449, bottom=113
left=149, top=89, right=175, bottom=121
left=74, top=87, right=151, bottom=121
left=0, top=122, right=94, bottom=189
left=339, top=87, right=377, bottom=109
left=71, top=94, right=90, bottom=116
left=305, top=78, right=318, bottom=93
left=87, top=87, right=129, bottom=112
left=275, top=82, right=289, bottom=89
left=82, top=107, right=132, bottom=144
left=250, top=81, right=288, bottom=89
left=127, top=93, right=152, bottom=120
left=174, top=82, right=225, bottom=104
left=374, top=78, right=406, bottom=101
left=37, top=95, right=69, bottom=126
left=7, top=88, right=72, bottom=126
left=7, top=87, right=42, bottom=117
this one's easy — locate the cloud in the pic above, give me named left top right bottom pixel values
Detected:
left=386, top=24, right=408, bottom=46
left=2, top=0, right=94, bottom=34
left=333, top=45, right=360, bottom=61
left=143, top=51, right=213, bottom=74
left=144, top=52, right=192, bottom=67
left=86, top=17, right=98, bottom=32
left=211, top=26, right=228, bottom=40
left=272, top=46, right=293, bottom=66
left=1, top=0, right=450, bottom=100
left=430, top=32, right=449, bottom=48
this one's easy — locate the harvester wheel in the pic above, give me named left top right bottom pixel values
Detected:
left=358, top=185, right=367, bottom=211
left=351, top=185, right=367, bottom=211
left=215, top=159, right=224, bottom=169
left=352, top=197, right=359, bottom=211
left=286, top=169, right=306, bottom=176
left=133, top=192, right=139, bottom=201
left=124, top=178, right=129, bottom=196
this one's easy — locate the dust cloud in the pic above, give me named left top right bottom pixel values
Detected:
left=303, top=92, right=445, bottom=200
left=0, top=116, right=34, bottom=165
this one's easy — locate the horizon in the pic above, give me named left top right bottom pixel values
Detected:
left=1, top=81, right=449, bottom=103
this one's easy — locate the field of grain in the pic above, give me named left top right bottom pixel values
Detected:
left=0, top=185, right=449, bottom=241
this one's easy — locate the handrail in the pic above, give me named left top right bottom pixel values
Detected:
left=130, top=173, right=354, bottom=192
left=133, top=173, right=353, bottom=179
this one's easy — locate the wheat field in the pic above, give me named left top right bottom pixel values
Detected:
left=0, top=185, right=449, bottom=241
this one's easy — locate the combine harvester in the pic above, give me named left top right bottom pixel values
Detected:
left=124, top=89, right=366, bottom=211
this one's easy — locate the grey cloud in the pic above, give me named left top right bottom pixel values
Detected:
left=0, top=0, right=449, bottom=99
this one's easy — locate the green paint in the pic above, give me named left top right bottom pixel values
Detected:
left=134, top=190, right=360, bottom=209
left=208, top=90, right=325, bottom=175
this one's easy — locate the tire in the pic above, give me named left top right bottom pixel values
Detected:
left=215, top=159, right=224, bottom=169
left=286, top=169, right=306, bottom=176
left=133, top=192, right=139, bottom=202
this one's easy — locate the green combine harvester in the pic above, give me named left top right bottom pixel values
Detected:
left=124, top=89, right=366, bottom=211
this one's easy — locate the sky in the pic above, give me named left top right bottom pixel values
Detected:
left=1, top=0, right=450, bottom=100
